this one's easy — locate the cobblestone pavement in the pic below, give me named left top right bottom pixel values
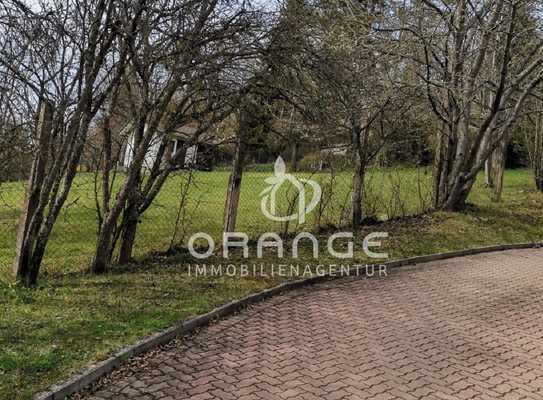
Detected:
left=82, top=249, right=543, bottom=400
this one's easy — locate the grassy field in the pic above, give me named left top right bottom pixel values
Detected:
left=0, top=167, right=433, bottom=278
left=1, top=168, right=542, bottom=399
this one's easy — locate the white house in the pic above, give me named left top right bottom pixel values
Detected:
left=120, top=123, right=200, bottom=170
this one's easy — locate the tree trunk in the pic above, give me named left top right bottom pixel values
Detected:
left=25, top=236, right=50, bottom=286
left=351, top=122, right=367, bottom=228
left=534, top=108, right=543, bottom=191
left=223, top=131, right=245, bottom=233
left=491, top=139, right=507, bottom=201
left=483, top=55, right=495, bottom=189
left=291, top=140, right=299, bottom=172
left=351, top=161, right=366, bottom=228
left=90, top=222, right=116, bottom=274
left=13, top=101, right=54, bottom=286
left=433, top=124, right=446, bottom=209
left=434, top=119, right=457, bottom=209
left=443, top=177, right=475, bottom=211
left=485, top=156, right=494, bottom=187
left=118, top=200, right=139, bottom=264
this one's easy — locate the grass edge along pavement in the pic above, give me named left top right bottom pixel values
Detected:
left=0, top=169, right=542, bottom=399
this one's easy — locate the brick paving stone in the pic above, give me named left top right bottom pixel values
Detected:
left=79, top=249, right=543, bottom=399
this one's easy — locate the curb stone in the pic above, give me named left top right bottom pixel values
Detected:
left=34, top=242, right=543, bottom=400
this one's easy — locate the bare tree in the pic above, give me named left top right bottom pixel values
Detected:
left=90, top=0, right=262, bottom=272
left=302, top=0, right=409, bottom=228
left=221, top=0, right=307, bottom=233
left=1, top=0, right=128, bottom=286
left=490, top=5, right=542, bottom=201
left=523, top=97, right=543, bottom=190
left=395, top=0, right=543, bottom=210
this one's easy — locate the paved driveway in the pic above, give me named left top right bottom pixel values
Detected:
left=82, top=249, right=543, bottom=400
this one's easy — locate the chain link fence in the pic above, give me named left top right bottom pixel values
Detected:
left=0, top=158, right=434, bottom=279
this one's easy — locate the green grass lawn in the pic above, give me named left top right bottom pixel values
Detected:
left=0, top=168, right=542, bottom=399
left=0, top=167, right=433, bottom=278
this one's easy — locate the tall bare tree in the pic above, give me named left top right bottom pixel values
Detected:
left=523, top=97, right=543, bottom=191
left=1, top=0, right=128, bottom=286
left=394, top=0, right=543, bottom=210
left=221, top=0, right=307, bottom=233
left=302, top=0, right=409, bottom=228
left=90, top=0, right=262, bottom=272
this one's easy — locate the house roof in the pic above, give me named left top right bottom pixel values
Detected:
left=170, top=122, right=199, bottom=139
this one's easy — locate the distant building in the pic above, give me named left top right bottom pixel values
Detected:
left=120, top=122, right=216, bottom=171
left=315, top=144, right=350, bottom=170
